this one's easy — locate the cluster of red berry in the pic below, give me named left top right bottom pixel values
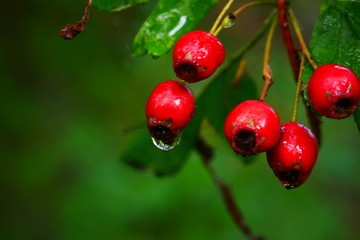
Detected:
left=145, top=30, right=224, bottom=151
left=145, top=30, right=360, bottom=189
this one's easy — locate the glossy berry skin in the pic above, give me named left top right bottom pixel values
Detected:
left=224, top=100, right=281, bottom=156
left=308, top=64, right=360, bottom=119
left=146, top=80, right=196, bottom=145
left=266, top=122, right=318, bottom=190
left=172, top=30, right=226, bottom=83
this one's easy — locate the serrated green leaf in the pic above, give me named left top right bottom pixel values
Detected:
left=320, top=0, right=334, bottom=12
left=301, top=1, right=360, bottom=130
left=321, top=0, right=360, bottom=12
left=132, top=0, right=220, bottom=57
left=92, top=0, right=153, bottom=12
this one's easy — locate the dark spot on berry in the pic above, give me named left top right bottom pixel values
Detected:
left=278, top=170, right=300, bottom=189
left=333, top=97, right=355, bottom=115
left=149, top=124, right=176, bottom=145
left=234, top=129, right=256, bottom=155
left=175, top=62, right=198, bottom=79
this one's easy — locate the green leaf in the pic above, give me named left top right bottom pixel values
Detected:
left=320, top=0, right=360, bottom=12
left=132, top=0, right=220, bottom=57
left=320, top=0, right=334, bottom=12
left=92, top=0, right=153, bottom=12
left=301, top=1, right=360, bottom=129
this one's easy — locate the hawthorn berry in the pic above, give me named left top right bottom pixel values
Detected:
left=146, top=80, right=196, bottom=150
left=307, top=64, right=360, bottom=119
left=172, top=30, right=226, bottom=83
left=224, top=100, right=281, bottom=156
left=266, top=122, right=318, bottom=189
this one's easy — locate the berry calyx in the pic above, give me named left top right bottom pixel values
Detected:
left=146, top=80, right=196, bottom=150
left=224, top=100, right=281, bottom=156
left=172, top=30, right=226, bottom=83
left=266, top=122, right=318, bottom=189
left=307, top=64, right=360, bottom=119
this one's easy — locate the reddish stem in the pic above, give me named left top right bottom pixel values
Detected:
left=277, top=0, right=299, bottom=78
left=196, top=138, right=264, bottom=240
left=277, top=0, right=322, bottom=144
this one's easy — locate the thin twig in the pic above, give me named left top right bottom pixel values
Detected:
left=196, top=138, right=264, bottom=240
left=288, top=10, right=318, bottom=70
left=259, top=18, right=277, bottom=101
left=291, top=55, right=305, bottom=122
left=213, top=0, right=275, bottom=37
left=210, top=0, right=235, bottom=35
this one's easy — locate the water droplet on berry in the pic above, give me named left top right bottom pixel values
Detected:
left=283, top=183, right=295, bottom=190
left=151, top=132, right=182, bottom=151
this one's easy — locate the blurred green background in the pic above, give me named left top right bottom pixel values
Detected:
left=1, top=0, right=359, bottom=239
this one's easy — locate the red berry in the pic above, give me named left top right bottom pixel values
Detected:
left=172, top=30, right=226, bottom=83
left=224, top=100, right=281, bottom=156
left=146, top=80, right=196, bottom=149
left=308, top=64, right=360, bottom=119
left=266, top=122, right=318, bottom=189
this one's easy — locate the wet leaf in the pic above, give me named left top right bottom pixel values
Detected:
left=132, top=0, right=220, bottom=57
left=92, top=0, right=153, bottom=12
left=301, top=1, right=360, bottom=131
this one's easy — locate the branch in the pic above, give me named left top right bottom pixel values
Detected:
left=196, top=138, right=264, bottom=240
left=277, top=0, right=322, bottom=144
left=59, top=0, right=92, bottom=40
left=277, top=0, right=299, bottom=78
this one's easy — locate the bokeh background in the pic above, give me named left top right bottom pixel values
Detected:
left=1, top=0, right=359, bottom=239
